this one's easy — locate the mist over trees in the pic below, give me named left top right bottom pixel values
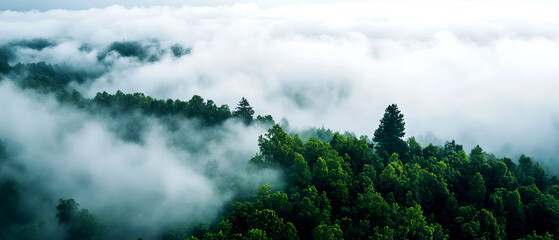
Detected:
left=0, top=43, right=279, bottom=239
left=1, top=34, right=559, bottom=239
left=184, top=105, right=559, bottom=240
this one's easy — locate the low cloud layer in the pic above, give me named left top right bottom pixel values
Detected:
left=6, top=2, right=556, bottom=158
left=1, top=1, right=559, bottom=235
left=0, top=81, right=280, bottom=238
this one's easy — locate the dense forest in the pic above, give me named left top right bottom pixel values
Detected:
left=1, top=40, right=559, bottom=240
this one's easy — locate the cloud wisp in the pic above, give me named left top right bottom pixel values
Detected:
left=0, top=80, right=281, bottom=238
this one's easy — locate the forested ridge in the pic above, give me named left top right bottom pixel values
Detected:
left=183, top=106, right=559, bottom=240
left=1, top=49, right=559, bottom=240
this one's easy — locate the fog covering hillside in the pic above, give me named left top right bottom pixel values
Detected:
left=1, top=40, right=559, bottom=239
left=0, top=51, right=282, bottom=239
left=1, top=2, right=559, bottom=239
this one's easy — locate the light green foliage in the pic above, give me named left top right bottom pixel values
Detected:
left=256, top=125, right=302, bottom=168
left=378, top=157, right=405, bottom=197
left=246, top=229, right=271, bottom=240
left=394, top=205, right=439, bottom=240
left=312, top=223, right=343, bottom=240
left=519, top=231, right=555, bottom=240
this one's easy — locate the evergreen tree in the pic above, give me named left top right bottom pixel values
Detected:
left=373, top=104, right=409, bottom=161
left=233, top=97, right=255, bottom=125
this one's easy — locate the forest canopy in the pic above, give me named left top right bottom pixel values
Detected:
left=1, top=42, right=559, bottom=240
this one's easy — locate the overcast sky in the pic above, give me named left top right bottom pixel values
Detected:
left=6, top=0, right=338, bottom=11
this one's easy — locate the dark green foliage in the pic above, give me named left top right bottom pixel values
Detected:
left=296, top=126, right=335, bottom=143
left=470, top=145, right=488, bottom=174
left=170, top=43, right=191, bottom=57
left=407, top=137, right=423, bottom=160
left=10, top=38, right=57, bottom=50
left=373, top=104, right=409, bottom=161
left=0, top=144, right=43, bottom=240
left=233, top=97, right=255, bottom=125
left=56, top=198, right=102, bottom=240
left=0, top=59, right=11, bottom=74
left=0, top=46, right=15, bottom=62
left=255, top=115, right=276, bottom=127
left=0, top=140, right=6, bottom=162
left=290, top=153, right=312, bottom=187
left=0, top=179, right=23, bottom=225
left=330, top=132, right=373, bottom=174
left=93, top=91, right=232, bottom=126
left=0, top=46, right=14, bottom=74
left=0, top=60, right=103, bottom=103
left=466, top=172, right=486, bottom=206
left=56, top=198, right=80, bottom=223
left=98, top=40, right=164, bottom=62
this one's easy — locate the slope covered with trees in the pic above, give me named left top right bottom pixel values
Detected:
left=1, top=46, right=559, bottom=239
left=186, top=105, right=559, bottom=240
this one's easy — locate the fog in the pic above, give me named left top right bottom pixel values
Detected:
left=1, top=0, right=559, bottom=237
left=0, top=81, right=281, bottom=238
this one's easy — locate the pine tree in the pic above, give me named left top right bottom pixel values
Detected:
left=373, top=104, right=408, bottom=161
left=233, top=97, right=255, bottom=125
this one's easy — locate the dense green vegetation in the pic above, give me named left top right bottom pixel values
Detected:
left=1, top=43, right=559, bottom=239
left=182, top=105, right=559, bottom=240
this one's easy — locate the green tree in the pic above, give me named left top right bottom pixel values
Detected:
left=56, top=198, right=80, bottom=223
left=255, top=125, right=301, bottom=168
left=290, top=153, right=312, bottom=187
left=233, top=97, right=255, bottom=125
left=55, top=198, right=102, bottom=240
left=407, top=137, right=423, bottom=160
left=395, top=205, right=442, bottom=240
left=469, top=145, right=487, bottom=174
left=312, top=223, right=343, bottom=240
left=504, top=189, right=525, bottom=238
left=246, top=229, right=271, bottom=240
left=467, top=172, right=486, bottom=207
left=373, top=104, right=409, bottom=161
left=357, top=186, right=392, bottom=226
left=248, top=209, right=298, bottom=240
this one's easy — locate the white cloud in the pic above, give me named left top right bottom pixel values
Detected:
left=0, top=81, right=280, bottom=238
left=2, top=1, right=559, bottom=158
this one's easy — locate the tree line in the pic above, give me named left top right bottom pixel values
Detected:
left=185, top=104, right=559, bottom=240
